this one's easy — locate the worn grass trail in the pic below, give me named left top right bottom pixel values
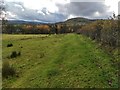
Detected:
left=2, top=34, right=118, bottom=88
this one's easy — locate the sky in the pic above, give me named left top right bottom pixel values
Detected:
left=2, top=0, right=120, bottom=23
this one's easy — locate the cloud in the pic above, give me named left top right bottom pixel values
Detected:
left=4, top=1, right=112, bottom=23
left=118, top=1, right=120, bottom=15
left=5, top=1, right=67, bottom=23
left=56, top=2, right=112, bottom=19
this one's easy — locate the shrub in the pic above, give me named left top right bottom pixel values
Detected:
left=10, top=51, right=21, bottom=58
left=2, top=61, right=16, bottom=78
left=10, top=51, right=17, bottom=58
left=78, top=19, right=118, bottom=48
left=7, top=43, right=13, bottom=47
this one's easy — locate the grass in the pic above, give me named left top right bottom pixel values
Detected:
left=2, top=34, right=118, bottom=88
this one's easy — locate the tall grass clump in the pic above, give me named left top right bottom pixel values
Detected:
left=2, top=61, right=16, bottom=78
left=10, top=51, right=21, bottom=58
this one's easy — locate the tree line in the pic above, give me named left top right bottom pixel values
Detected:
left=2, top=23, right=79, bottom=34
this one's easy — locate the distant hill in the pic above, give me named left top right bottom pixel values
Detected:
left=56, top=17, right=96, bottom=26
left=66, top=17, right=91, bottom=23
left=7, top=17, right=96, bottom=25
left=7, top=20, right=50, bottom=25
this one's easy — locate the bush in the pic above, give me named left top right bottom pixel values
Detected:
left=10, top=51, right=21, bottom=58
left=7, top=43, right=13, bottom=47
left=78, top=19, right=118, bottom=48
left=10, top=51, right=17, bottom=58
left=2, top=61, right=16, bottom=78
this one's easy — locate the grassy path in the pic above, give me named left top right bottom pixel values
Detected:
left=2, top=34, right=118, bottom=88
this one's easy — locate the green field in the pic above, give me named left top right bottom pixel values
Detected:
left=2, top=34, right=118, bottom=88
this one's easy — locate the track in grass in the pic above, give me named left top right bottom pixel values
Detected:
left=2, top=34, right=118, bottom=88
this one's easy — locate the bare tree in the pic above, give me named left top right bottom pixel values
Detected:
left=0, top=0, right=7, bottom=33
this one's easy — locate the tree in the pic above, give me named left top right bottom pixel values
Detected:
left=0, top=0, right=7, bottom=33
left=54, top=24, right=58, bottom=34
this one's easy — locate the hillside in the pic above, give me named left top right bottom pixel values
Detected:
left=7, top=17, right=95, bottom=25
left=65, top=17, right=94, bottom=24
left=7, top=20, right=49, bottom=25
left=2, top=34, right=118, bottom=88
